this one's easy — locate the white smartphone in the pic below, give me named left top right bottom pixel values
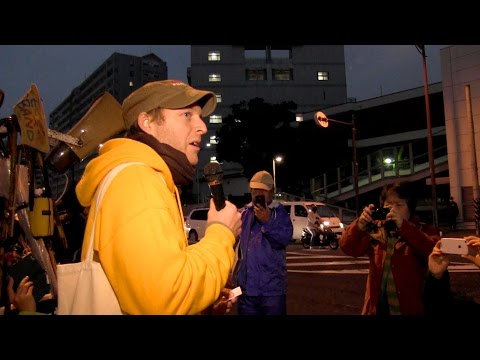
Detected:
left=440, top=238, right=469, bottom=255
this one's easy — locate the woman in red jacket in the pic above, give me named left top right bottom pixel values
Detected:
left=340, top=181, right=440, bottom=315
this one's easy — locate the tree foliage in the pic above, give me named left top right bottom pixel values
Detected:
left=215, top=98, right=352, bottom=196
left=215, top=98, right=297, bottom=179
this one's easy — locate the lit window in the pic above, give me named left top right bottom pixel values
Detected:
left=210, top=156, right=217, bottom=162
left=209, top=73, right=222, bottom=82
left=208, top=51, right=221, bottom=61
left=215, top=94, right=222, bottom=103
left=317, top=71, right=329, bottom=81
left=209, top=115, right=222, bottom=124
left=210, top=136, right=218, bottom=144
left=246, top=69, right=267, bottom=81
left=273, top=69, right=292, bottom=81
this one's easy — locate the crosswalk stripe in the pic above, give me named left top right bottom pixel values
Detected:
left=286, top=249, right=480, bottom=273
left=288, top=260, right=369, bottom=266
left=288, top=269, right=369, bottom=274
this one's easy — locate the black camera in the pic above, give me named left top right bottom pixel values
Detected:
left=371, top=207, right=390, bottom=221
left=254, top=195, right=266, bottom=208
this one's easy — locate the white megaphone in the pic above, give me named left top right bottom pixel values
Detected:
left=46, top=92, right=127, bottom=173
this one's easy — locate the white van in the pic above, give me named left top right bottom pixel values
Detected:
left=280, top=201, right=345, bottom=242
left=184, top=208, right=209, bottom=244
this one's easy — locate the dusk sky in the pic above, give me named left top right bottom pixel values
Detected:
left=0, top=45, right=448, bottom=119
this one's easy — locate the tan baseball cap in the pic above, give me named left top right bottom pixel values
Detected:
left=122, top=80, right=217, bottom=127
left=250, top=170, right=274, bottom=191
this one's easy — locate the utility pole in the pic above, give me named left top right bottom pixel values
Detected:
left=418, top=45, right=438, bottom=227
left=465, top=85, right=480, bottom=235
left=351, top=114, right=359, bottom=216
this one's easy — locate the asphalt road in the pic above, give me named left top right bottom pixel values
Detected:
left=285, top=243, right=480, bottom=315
left=229, top=233, right=480, bottom=315
left=286, top=245, right=366, bottom=315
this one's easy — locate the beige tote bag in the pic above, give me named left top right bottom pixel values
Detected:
left=56, top=162, right=143, bottom=315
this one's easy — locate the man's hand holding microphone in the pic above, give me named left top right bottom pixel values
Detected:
left=202, top=162, right=242, bottom=314
left=204, top=162, right=241, bottom=238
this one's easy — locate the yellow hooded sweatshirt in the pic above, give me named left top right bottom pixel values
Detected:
left=76, top=138, right=235, bottom=314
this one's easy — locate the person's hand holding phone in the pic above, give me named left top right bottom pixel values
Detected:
left=7, top=254, right=50, bottom=303
left=253, top=195, right=270, bottom=223
left=464, top=236, right=480, bottom=268
left=428, top=241, right=450, bottom=279
left=7, top=276, right=37, bottom=312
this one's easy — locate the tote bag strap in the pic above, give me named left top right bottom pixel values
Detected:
left=85, top=162, right=145, bottom=261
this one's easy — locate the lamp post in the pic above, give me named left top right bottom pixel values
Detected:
left=315, top=112, right=360, bottom=216
left=273, top=156, right=283, bottom=194
left=416, top=45, right=438, bottom=227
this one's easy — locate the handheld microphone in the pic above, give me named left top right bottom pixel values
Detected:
left=203, top=162, right=226, bottom=211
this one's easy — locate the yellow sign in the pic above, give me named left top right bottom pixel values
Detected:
left=14, top=84, right=50, bottom=153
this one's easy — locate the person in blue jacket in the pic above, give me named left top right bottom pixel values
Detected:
left=235, top=170, right=293, bottom=315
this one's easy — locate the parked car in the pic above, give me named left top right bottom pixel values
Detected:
left=280, top=201, right=345, bottom=242
left=184, top=207, right=209, bottom=244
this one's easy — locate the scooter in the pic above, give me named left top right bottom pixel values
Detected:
left=301, top=223, right=339, bottom=249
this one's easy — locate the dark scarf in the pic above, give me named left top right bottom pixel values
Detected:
left=369, top=223, right=401, bottom=315
left=128, top=132, right=195, bottom=186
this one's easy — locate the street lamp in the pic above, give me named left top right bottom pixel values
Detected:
left=314, top=111, right=360, bottom=216
left=273, top=156, right=283, bottom=194
left=415, top=45, right=438, bottom=227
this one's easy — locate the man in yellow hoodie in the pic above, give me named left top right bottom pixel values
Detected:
left=75, top=80, right=242, bottom=314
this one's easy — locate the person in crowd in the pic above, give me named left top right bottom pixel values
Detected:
left=75, top=80, right=242, bottom=314
left=55, top=180, right=87, bottom=263
left=235, top=170, right=293, bottom=315
left=6, top=275, right=38, bottom=314
left=339, top=181, right=440, bottom=315
left=3, top=275, right=54, bottom=315
left=304, top=204, right=322, bottom=248
left=424, top=236, right=480, bottom=315
left=307, top=204, right=321, bottom=229
left=446, top=196, right=459, bottom=231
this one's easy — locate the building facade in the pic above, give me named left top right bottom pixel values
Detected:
left=188, top=45, right=348, bottom=203
left=441, top=45, right=480, bottom=229
left=48, top=52, right=167, bottom=195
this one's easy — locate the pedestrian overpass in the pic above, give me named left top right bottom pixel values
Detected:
left=310, top=142, right=449, bottom=206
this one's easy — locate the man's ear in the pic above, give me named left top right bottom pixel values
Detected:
left=138, top=112, right=151, bottom=133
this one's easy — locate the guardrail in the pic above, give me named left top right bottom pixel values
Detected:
left=311, top=142, right=448, bottom=203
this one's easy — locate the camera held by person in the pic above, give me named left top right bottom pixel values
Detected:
left=339, top=181, right=440, bottom=315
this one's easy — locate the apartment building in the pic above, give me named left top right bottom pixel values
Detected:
left=188, top=45, right=348, bottom=202
left=48, top=52, right=167, bottom=195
